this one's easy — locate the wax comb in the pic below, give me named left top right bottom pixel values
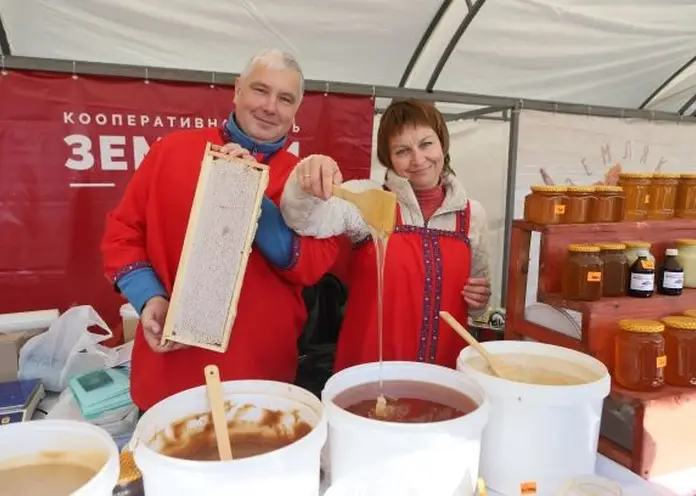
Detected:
left=161, top=143, right=269, bottom=353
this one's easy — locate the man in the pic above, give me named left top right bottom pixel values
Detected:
left=101, top=49, right=340, bottom=411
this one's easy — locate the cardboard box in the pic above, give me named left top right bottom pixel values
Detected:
left=0, top=328, right=46, bottom=382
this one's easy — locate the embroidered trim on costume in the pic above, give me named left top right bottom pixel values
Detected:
left=428, top=235, right=444, bottom=363
left=278, top=233, right=301, bottom=271
left=418, top=235, right=433, bottom=362
left=111, top=261, right=153, bottom=284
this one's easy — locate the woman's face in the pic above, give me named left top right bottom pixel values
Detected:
left=388, top=124, right=444, bottom=190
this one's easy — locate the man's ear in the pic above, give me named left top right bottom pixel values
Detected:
left=233, top=77, right=242, bottom=104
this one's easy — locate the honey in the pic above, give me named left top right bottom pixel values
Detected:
left=662, top=316, right=696, bottom=387
left=596, top=243, right=627, bottom=297
left=562, top=244, right=603, bottom=301
left=614, top=319, right=665, bottom=391
left=589, top=185, right=624, bottom=223
left=618, top=172, right=652, bottom=221
left=676, top=173, right=696, bottom=219
left=523, top=185, right=568, bottom=224
left=647, top=173, right=679, bottom=219
left=563, top=186, right=595, bottom=223
left=675, top=239, right=696, bottom=288
left=621, top=240, right=654, bottom=267
left=686, top=309, right=696, bottom=318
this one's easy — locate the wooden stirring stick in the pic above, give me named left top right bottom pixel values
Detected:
left=333, top=185, right=397, bottom=237
left=439, top=311, right=508, bottom=379
left=203, top=365, right=233, bottom=461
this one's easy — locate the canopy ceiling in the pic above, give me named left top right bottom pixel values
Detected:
left=2, top=0, right=696, bottom=113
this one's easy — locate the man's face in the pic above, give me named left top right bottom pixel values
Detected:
left=234, top=64, right=302, bottom=143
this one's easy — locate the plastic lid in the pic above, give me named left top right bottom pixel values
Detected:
left=675, top=238, right=696, bottom=246
left=566, top=185, right=596, bottom=193
left=652, top=172, right=681, bottom=179
left=621, top=240, right=650, bottom=248
left=665, top=248, right=678, bottom=256
left=568, top=243, right=600, bottom=253
left=556, top=475, right=622, bottom=496
left=618, top=172, right=653, bottom=179
left=661, top=316, right=696, bottom=331
left=596, top=242, right=626, bottom=251
left=680, top=173, right=696, bottom=179
left=619, top=319, right=664, bottom=333
left=594, top=185, right=623, bottom=192
left=530, top=184, right=568, bottom=192
left=636, top=249, right=650, bottom=257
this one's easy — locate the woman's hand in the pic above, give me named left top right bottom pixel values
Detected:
left=140, top=296, right=188, bottom=353
left=462, top=277, right=491, bottom=309
left=297, top=155, right=342, bottom=200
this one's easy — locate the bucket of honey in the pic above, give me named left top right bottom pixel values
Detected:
left=129, top=380, right=326, bottom=496
left=457, top=340, right=610, bottom=496
left=0, top=419, right=120, bottom=495
left=321, top=361, right=490, bottom=495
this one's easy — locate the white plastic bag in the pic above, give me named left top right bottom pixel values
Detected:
left=18, top=305, right=120, bottom=392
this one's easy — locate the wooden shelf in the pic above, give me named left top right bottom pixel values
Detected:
left=504, top=218, right=696, bottom=479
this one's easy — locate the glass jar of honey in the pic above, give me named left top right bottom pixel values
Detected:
left=618, top=172, right=653, bottom=221
left=614, top=319, right=665, bottom=391
left=647, top=173, right=679, bottom=220
left=590, top=186, right=624, bottom=223
left=562, top=244, right=603, bottom=301
left=563, top=186, right=595, bottom=223
left=676, top=173, right=696, bottom=219
left=596, top=243, right=628, bottom=297
left=621, top=240, right=654, bottom=267
left=676, top=239, right=696, bottom=288
left=523, top=185, right=568, bottom=224
left=661, top=316, right=696, bottom=387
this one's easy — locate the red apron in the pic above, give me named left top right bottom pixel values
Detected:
left=334, top=201, right=472, bottom=371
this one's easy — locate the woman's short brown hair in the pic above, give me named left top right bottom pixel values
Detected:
left=376, top=99, right=453, bottom=175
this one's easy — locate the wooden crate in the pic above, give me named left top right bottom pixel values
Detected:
left=505, top=218, right=696, bottom=478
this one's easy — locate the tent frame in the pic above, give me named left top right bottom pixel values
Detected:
left=4, top=55, right=696, bottom=305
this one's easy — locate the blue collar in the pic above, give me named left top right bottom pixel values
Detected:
left=222, top=112, right=287, bottom=162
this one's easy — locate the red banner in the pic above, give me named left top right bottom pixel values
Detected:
left=0, top=71, right=374, bottom=342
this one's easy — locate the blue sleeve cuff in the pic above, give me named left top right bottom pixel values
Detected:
left=254, top=196, right=294, bottom=268
left=115, top=267, right=168, bottom=314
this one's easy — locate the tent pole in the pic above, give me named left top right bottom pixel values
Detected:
left=500, top=104, right=521, bottom=309
left=4, top=55, right=696, bottom=124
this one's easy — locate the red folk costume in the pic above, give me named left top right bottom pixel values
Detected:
left=280, top=168, right=490, bottom=372
left=102, top=128, right=338, bottom=410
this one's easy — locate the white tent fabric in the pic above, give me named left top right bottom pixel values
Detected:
left=2, top=0, right=696, bottom=112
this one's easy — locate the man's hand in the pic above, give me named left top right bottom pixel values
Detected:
left=213, top=143, right=256, bottom=162
left=462, top=277, right=491, bottom=310
left=297, top=155, right=343, bottom=200
left=140, top=296, right=188, bottom=353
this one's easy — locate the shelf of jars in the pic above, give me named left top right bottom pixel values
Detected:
left=504, top=172, right=696, bottom=479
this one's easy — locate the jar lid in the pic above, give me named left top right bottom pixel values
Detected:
left=675, top=238, right=696, bottom=246
left=618, top=172, right=654, bottom=179
left=619, top=319, right=664, bottom=333
left=566, top=185, right=596, bottom=193
left=661, top=316, right=696, bottom=331
left=665, top=248, right=679, bottom=256
left=596, top=242, right=626, bottom=251
left=621, top=240, right=651, bottom=248
left=530, top=185, right=568, bottom=192
left=568, top=243, right=600, bottom=253
left=680, top=173, right=696, bottom=179
left=636, top=248, right=650, bottom=257
left=594, top=185, right=623, bottom=192
left=685, top=309, right=696, bottom=318
left=653, top=172, right=681, bottom=179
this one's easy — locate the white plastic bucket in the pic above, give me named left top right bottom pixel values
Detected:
left=0, top=419, right=120, bottom=495
left=457, top=341, right=611, bottom=496
left=322, top=361, right=490, bottom=495
left=131, top=380, right=327, bottom=496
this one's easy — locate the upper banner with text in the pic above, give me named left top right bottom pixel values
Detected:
left=0, top=71, right=375, bottom=337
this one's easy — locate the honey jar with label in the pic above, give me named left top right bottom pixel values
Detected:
left=675, top=239, right=696, bottom=288
left=563, top=186, right=596, bottom=223
left=621, top=240, right=654, bottom=267
left=618, top=172, right=652, bottom=221
left=589, top=185, right=624, bottom=222
left=614, top=319, right=665, bottom=391
left=523, top=185, right=568, bottom=224
left=596, top=243, right=628, bottom=297
left=647, top=173, right=679, bottom=219
left=562, top=244, right=603, bottom=301
left=676, top=173, right=696, bottom=219
left=662, top=316, right=696, bottom=387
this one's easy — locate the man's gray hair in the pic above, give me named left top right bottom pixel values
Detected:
left=240, top=48, right=305, bottom=96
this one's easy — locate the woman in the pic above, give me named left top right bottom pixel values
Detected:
left=280, top=99, right=491, bottom=371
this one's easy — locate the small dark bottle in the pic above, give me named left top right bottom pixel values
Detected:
left=657, top=248, right=684, bottom=296
left=628, top=249, right=655, bottom=298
